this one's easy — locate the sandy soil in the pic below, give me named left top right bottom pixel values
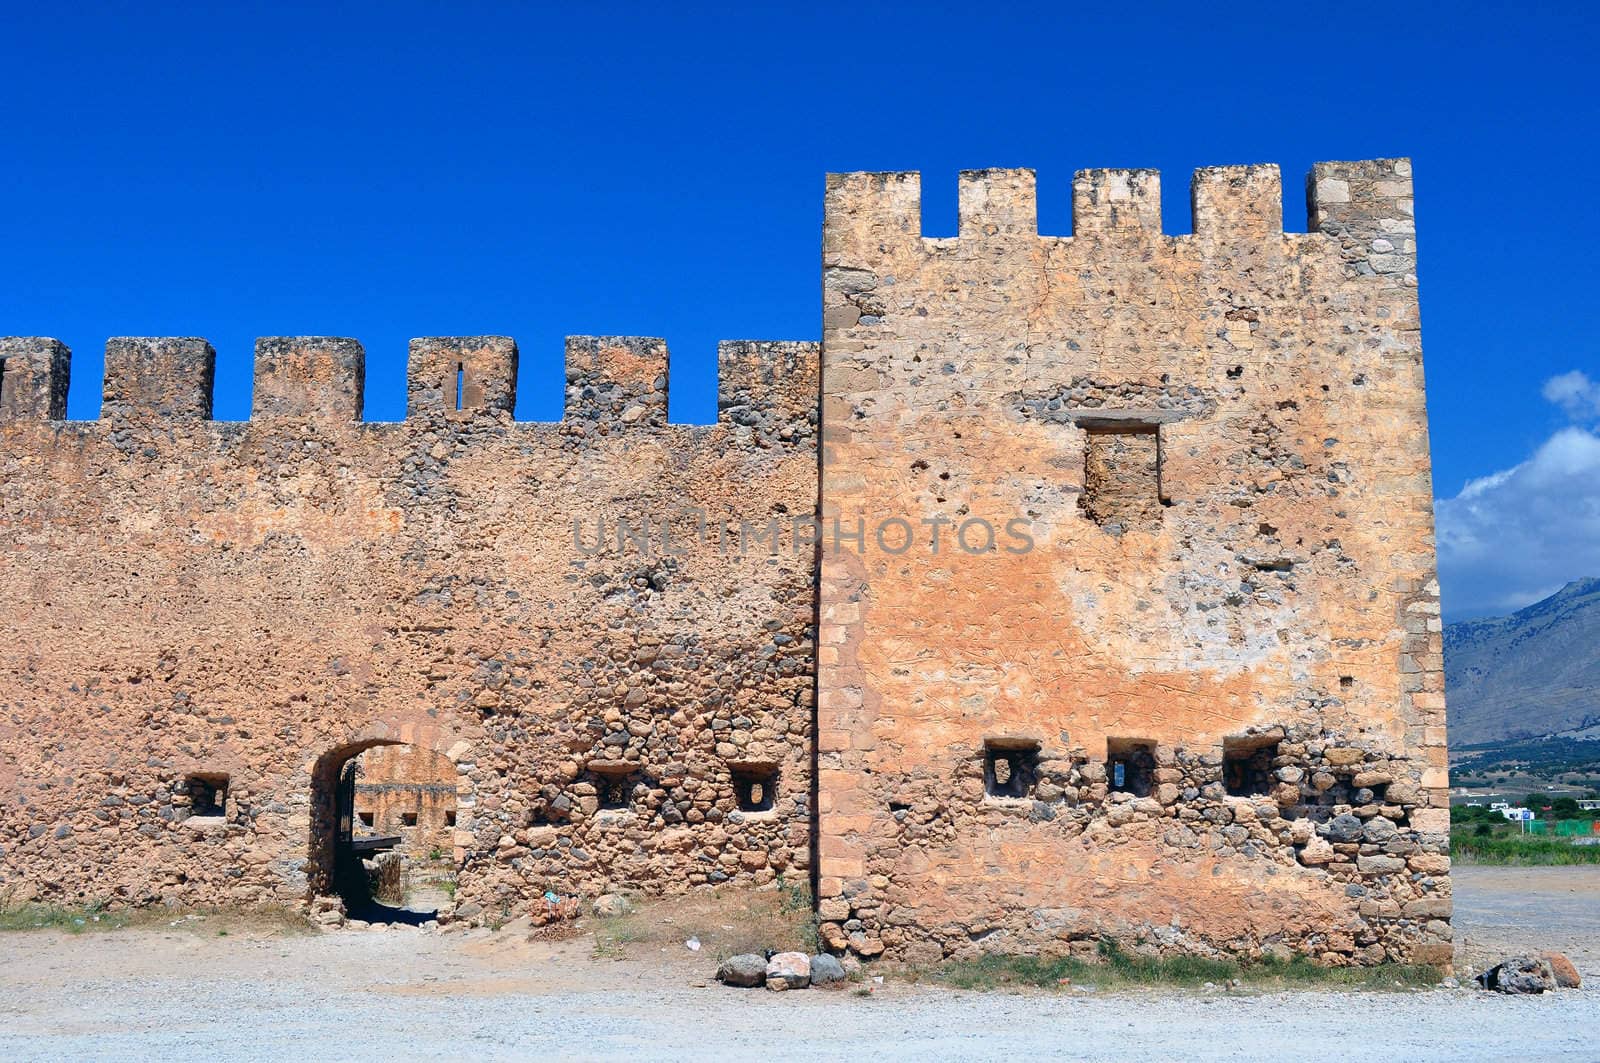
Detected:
left=1, top=865, right=1595, bottom=1062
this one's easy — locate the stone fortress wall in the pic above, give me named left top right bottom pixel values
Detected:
left=0, top=333, right=818, bottom=923
left=0, top=157, right=1448, bottom=965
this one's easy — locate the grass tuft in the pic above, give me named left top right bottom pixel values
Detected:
left=0, top=901, right=312, bottom=936
left=580, top=887, right=818, bottom=963
left=0, top=903, right=129, bottom=934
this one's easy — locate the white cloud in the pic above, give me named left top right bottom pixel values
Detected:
left=1436, top=426, right=1600, bottom=619
left=1541, top=369, right=1600, bottom=422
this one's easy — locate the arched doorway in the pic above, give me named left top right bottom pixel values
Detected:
left=307, top=722, right=472, bottom=924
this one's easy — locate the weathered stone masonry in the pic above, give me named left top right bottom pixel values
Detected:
left=816, top=159, right=1449, bottom=967
left=0, top=157, right=1448, bottom=965
left=0, top=334, right=818, bottom=922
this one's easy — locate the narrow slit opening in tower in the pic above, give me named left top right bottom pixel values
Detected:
left=455, top=362, right=465, bottom=410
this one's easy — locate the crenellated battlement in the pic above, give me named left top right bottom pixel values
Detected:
left=0, top=337, right=70, bottom=419
left=103, top=337, right=216, bottom=422
left=0, top=334, right=818, bottom=435
left=958, top=168, right=1037, bottom=240
left=1307, top=158, right=1417, bottom=280
left=716, top=340, right=818, bottom=446
left=255, top=337, right=365, bottom=421
left=824, top=158, right=1413, bottom=253
left=410, top=336, right=519, bottom=417
left=1191, top=163, right=1284, bottom=239
left=1073, top=168, right=1162, bottom=236
left=564, top=336, right=669, bottom=428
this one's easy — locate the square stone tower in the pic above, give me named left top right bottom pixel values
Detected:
left=815, top=161, right=1450, bottom=966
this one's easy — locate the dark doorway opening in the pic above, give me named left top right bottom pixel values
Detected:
left=310, top=739, right=460, bottom=925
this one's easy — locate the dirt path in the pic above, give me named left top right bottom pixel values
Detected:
left=1, top=865, right=1595, bottom=1061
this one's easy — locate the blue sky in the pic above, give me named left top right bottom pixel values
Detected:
left=2, top=1, right=1596, bottom=619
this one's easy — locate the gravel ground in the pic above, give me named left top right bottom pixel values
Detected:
left=2, top=865, right=1596, bottom=1062
left=1450, top=864, right=1600, bottom=973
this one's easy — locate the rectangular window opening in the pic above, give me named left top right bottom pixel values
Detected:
left=401, top=811, right=418, bottom=827
left=731, top=765, right=778, bottom=812
left=586, top=761, right=642, bottom=812
left=185, top=773, right=228, bottom=817
left=984, top=739, right=1040, bottom=799
left=357, top=811, right=375, bottom=828
left=599, top=776, right=633, bottom=811
left=445, top=811, right=457, bottom=827
left=1223, top=737, right=1279, bottom=797
left=1080, top=423, right=1164, bottom=532
left=1107, top=738, right=1156, bottom=798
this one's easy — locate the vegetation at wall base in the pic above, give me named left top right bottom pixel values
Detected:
left=0, top=902, right=314, bottom=934
left=0, top=902, right=128, bottom=933
left=918, top=940, right=1441, bottom=992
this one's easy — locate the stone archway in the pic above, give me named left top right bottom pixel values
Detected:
left=306, top=718, right=475, bottom=914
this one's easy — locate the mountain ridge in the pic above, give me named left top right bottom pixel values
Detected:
left=1443, top=577, right=1600, bottom=745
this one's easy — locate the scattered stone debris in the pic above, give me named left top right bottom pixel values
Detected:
left=715, top=954, right=767, bottom=988
left=810, top=953, right=847, bottom=986
left=591, top=893, right=632, bottom=918
left=1541, top=951, right=1582, bottom=989
left=310, top=896, right=345, bottom=928
left=530, top=892, right=581, bottom=929
left=765, top=951, right=810, bottom=990
left=717, top=951, right=851, bottom=991
left=1474, top=952, right=1580, bottom=994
